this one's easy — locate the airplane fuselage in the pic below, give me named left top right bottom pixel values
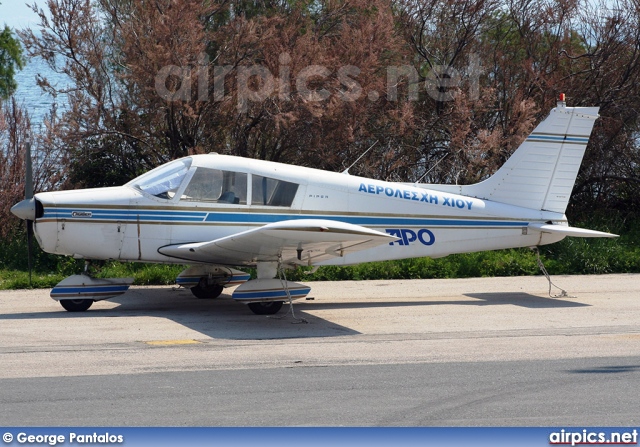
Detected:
left=31, top=154, right=565, bottom=266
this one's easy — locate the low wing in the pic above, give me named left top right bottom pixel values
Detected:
left=158, top=219, right=397, bottom=266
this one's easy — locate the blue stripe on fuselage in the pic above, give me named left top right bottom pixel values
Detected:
left=43, top=208, right=528, bottom=228
left=45, top=208, right=208, bottom=222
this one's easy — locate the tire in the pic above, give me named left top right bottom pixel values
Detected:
left=247, top=301, right=284, bottom=315
left=59, top=299, right=93, bottom=312
left=190, top=280, right=224, bottom=299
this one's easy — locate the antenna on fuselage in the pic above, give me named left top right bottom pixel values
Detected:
left=414, top=153, right=448, bottom=185
left=341, top=140, right=378, bottom=175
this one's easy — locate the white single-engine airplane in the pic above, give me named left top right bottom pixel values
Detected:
left=11, top=97, right=617, bottom=315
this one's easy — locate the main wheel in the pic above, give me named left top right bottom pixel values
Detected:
left=190, top=279, right=224, bottom=299
left=59, top=299, right=93, bottom=312
left=247, top=301, right=284, bottom=315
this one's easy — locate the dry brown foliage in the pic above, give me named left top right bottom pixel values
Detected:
left=8, top=0, right=640, bottom=214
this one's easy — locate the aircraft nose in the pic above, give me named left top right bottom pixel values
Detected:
left=11, top=198, right=36, bottom=221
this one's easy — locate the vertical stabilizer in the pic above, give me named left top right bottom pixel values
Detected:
left=424, top=102, right=600, bottom=213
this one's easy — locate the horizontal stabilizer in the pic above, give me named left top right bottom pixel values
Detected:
left=528, top=223, right=618, bottom=238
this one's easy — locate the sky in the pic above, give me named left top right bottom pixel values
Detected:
left=0, top=0, right=46, bottom=29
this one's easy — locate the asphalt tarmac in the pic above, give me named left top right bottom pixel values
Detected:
left=1, top=274, right=639, bottom=426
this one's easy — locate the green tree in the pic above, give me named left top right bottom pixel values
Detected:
left=0, top=11, right=25, bottom=100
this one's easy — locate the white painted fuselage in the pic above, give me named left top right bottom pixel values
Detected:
left=31, top=154, right=565, bottom=266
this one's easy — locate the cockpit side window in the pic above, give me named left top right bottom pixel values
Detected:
left=183, top=167, right=247, bottom=204
left=251, top=175, right=299, bottom=207
left=127, top=158, right=192, bottom=200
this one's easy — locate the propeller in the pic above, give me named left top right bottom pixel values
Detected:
left=10, top=137, right=36, bottom=286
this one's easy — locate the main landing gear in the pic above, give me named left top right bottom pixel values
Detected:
left=231, top=261, right=310, bottom=316
left=190, top=279, right=224, bottom=299
left=247, top=301, right=284, bottom=315
left=59, top=298, right=94, bottom=312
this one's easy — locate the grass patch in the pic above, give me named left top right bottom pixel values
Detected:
left=0, top=270, right=66, bottom=290
left=0, top=262, right=186, bottom=290
left=95, top=262, right=186, bottom=285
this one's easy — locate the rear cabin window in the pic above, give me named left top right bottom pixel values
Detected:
left=183, top=168, right=247, bottom=204
left=251, top=175, right=299, bottom=207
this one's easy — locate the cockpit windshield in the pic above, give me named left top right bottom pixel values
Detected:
left=127, top=158, right=192, bottom=199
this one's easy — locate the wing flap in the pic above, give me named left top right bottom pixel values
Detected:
left=158, top=219, right=396, bottom=265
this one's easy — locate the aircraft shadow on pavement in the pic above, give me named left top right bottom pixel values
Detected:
left=0, top=287, right=361, bottom=340
left=0, top=287, right=588, bottom=340
left=296, top=291, right=589, bottom=311
left=462, top=292, right=590, bottom=309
